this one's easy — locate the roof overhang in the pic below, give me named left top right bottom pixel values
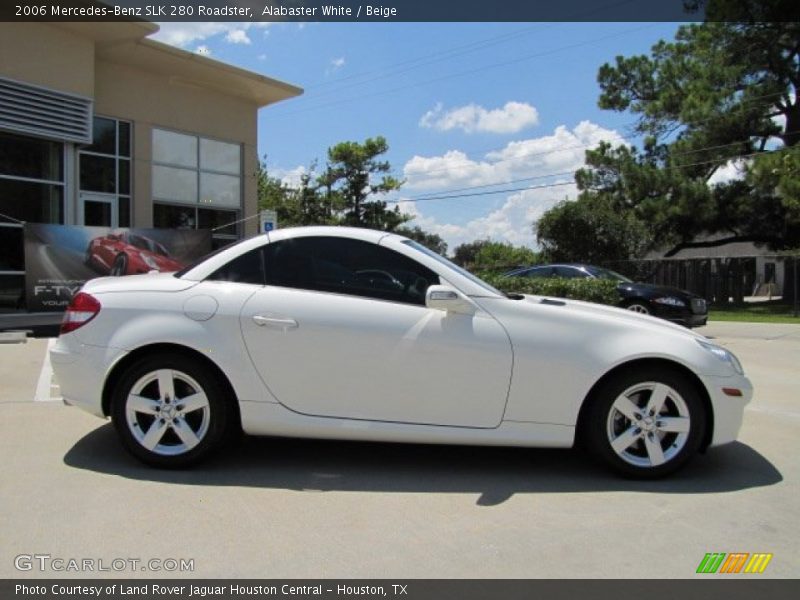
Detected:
left=55, top=22, right=303, bottom=107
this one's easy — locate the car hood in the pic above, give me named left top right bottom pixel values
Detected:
left=81, top=272, right=197, bottom=294
left=516, top=294, right=704, bottom=338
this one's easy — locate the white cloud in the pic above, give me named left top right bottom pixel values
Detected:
left=258, top=53, right=267, bottom=61
left=399, top=120, right=624, bottom=250
left=325, top=57, right=346, bottom=76
left=152, top=22, right=271, bottom=47
left=398, top=182, right=575, bottom=251
left=404, top=120, right=623, bottom=191
left=225, top=29, right=251, bottom=45
left=420, top=101, right=540, bottom=134
left=272, top=165, right=313, bottom=188
left=195, top=45, right=211, bottom=56
left=707, top=158, right=750, bottom=186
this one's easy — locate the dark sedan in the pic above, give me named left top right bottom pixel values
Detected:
left=505, top=264, right=708, bottom=328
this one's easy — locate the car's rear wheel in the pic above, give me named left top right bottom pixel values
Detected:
left=583, top=367, right=706, bottom=478
left=110, top=254, right=127, bottom=276
left=111, top=354, right=232, bottom=468
left=626, top=301, right=651, bottom=315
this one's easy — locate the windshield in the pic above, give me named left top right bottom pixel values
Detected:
left=586, top=266, right=633, bottom=283
left=402, top=240, right=504, bottom=297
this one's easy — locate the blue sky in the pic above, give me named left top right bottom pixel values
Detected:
left=152, top=21, right=686, bottom=252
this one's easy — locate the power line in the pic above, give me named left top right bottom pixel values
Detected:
left=391, top=180, right=576, bottom=204
left=388, top=146, right=792, bottom=205
left=384, top=92, right=794, bottom=183
left=272, top=24, right=661, bottom=118
left=301, top=1, right=641, bottom=96
left=303, top=24, right=550, bottom=96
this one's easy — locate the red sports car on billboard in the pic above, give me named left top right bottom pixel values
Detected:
left=85, top=231, right=184, bottom=276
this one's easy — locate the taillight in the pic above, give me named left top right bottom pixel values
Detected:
left=60, top=292, right=101, bottom=335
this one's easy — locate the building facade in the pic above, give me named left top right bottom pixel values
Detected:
left=0, top=21, right=302, bottom=314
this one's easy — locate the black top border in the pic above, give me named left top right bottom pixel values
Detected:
left=2, top=0, right=798, bottom=23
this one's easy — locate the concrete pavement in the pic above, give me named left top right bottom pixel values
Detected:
left=0, top=322, right=797, bottom=578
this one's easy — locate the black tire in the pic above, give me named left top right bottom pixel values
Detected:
left=110, top=254, right=128, bottom=276
left=111, top=354, right=233, bottom=468
left=625, top=301, right=652, bottom=315
left=582, top=366, right=706, bottom=479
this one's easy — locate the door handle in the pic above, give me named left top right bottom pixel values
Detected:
left=252, top=315, right=298, bottom=330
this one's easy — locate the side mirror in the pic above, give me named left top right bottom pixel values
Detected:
left=425, top=285, right=475, bottom=315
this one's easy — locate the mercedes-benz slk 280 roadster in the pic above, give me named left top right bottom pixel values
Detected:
left=51, top=227, right=752, bottom=478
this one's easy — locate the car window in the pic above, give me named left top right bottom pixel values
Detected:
left=521, top=266, right=553, bottom=278
left=207, top=247, right=265, bottom=285
left=554, top=266, right=588, bottom=279
left=263, top=237, right=438, bottom=305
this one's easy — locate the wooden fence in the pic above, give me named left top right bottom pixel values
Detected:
left=602, top=256, right=798, bottom=305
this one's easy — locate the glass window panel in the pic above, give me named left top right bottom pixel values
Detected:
left=200, top=139, right=240, bottom=174
left=0, top=275, right=25, bottom=310
left=83, top=199, right=112, bottom=227
left=208, top=247, right=264, bottom=284
left=0, top=179, right=63, bottom=224
left=153, top=129, right=197, bottom=168
left=153, top=165, right=197, bottom=204
left=263, top=237, right=437, bottom=305
left=0, top=226, right=24, bottom=271
left=0, top=131, right=63, bottom=181
left=200, top=172, right=240, bottom=208
left=80, top=155, right=116, bottom=193
left=154, top=203, right=197, bottom=229
left=211, top=237, right=237, bottom=251
left=85, top=117, right=116, bottom=155
left=198, top=207, right=237, bottom=236
left=119, top=159, right=130, bottom=194
left=118, top=121, right=131, bottom=157
left=118, top=196, right=130, bottom=228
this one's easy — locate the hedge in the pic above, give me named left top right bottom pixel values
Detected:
left=479, top=272, right=620, bottom=306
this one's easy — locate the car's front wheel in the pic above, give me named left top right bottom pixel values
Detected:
left=625, top=301, right=651, bottom=315
left=111, top=354, right=233, bottom=468
left=583, top=367, right=706, bottom=478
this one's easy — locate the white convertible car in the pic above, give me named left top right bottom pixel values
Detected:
left=51, top=226, right=752, bottom=477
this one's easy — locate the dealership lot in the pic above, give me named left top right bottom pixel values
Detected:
left=1, top=322, right=798, bottom=578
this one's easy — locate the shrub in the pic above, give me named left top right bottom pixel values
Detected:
left=480, top=273, right=620, bottom=306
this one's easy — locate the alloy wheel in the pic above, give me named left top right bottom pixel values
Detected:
left=125, top=369, right=211, bottom=456
left=605, top=381, right=691, bottom=468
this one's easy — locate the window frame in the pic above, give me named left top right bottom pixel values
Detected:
left=208, top=237, right=440, bottom=306
left=151, top=126, right=243, bottom=245
left=78, top=115, right=132, bottom=227
left=0, top=130, right=66, bottom=225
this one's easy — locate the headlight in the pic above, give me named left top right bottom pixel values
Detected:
left=697, top=340, right=744, bottom=375
left=141, top=254, right=159, bottom=270
left=653, top=296, right=686, bottom=307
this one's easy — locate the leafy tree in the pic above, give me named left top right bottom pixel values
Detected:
left=536, top=194, right=653, bottom=263
left=473, top=241, right=539, bottom=271
left=452, top=240, right=491, bottom=267
left=396, top=225, right=448, bottom=255
left=256, top=160, right=300, bottom=226
left=451, top=239, right=538, bottom=270
left=567, top=1, right=800, bottom=252
left=323, top=136, right=410, bottom=230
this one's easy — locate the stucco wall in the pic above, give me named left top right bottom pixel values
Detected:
left=94, top=59, right=259, bottom=234
left=0, top=23, right=94, bottom=98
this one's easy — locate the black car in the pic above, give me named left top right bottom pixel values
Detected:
left=505, top=263, right=708, bottom=328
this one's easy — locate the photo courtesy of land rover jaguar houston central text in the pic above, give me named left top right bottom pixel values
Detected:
left=51, top=227, right=752, bottom=478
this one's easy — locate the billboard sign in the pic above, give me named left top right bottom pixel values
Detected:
left=23, top=224, right=211, bottom=312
